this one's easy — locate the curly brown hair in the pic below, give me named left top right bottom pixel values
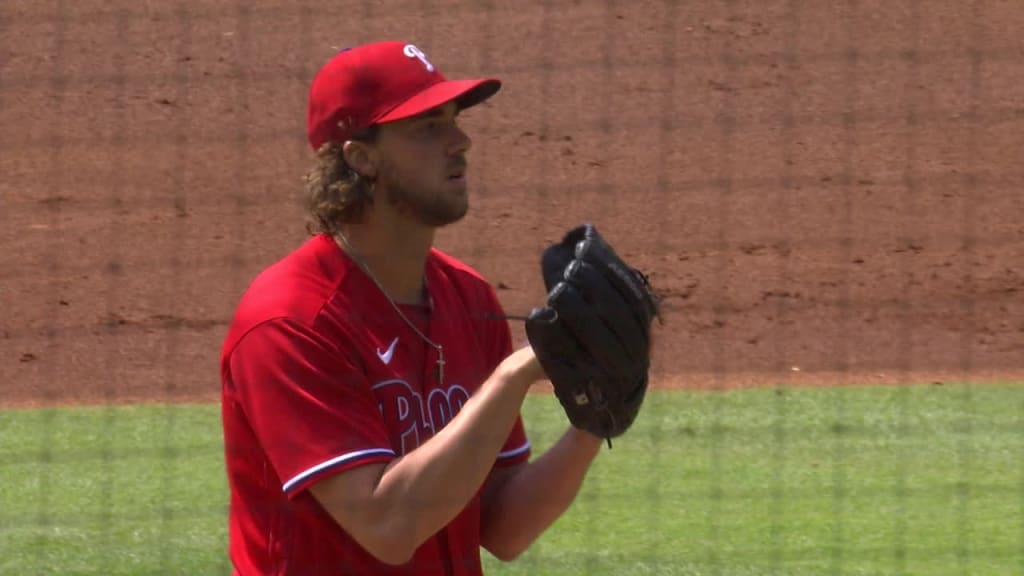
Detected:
left=304, top=127, right=379, bottom=235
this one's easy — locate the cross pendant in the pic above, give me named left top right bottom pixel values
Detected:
left=435, top=348, right=445, bottom=387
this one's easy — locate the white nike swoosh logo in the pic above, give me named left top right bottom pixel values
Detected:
left=376, top=337, right=399, bottom=365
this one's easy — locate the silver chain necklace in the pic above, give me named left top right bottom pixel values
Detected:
left=335, top=233, right=446, bottom=387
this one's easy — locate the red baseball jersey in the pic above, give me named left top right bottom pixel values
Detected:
left=220, top=233, right=531, bottom=576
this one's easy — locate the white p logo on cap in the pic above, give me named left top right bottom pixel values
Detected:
left=403, top=44, right=435, bottom=72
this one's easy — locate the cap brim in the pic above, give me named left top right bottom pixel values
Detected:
left=374, top=78, right=501, bottom=125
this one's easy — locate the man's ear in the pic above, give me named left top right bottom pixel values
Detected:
left=342, top=140, right=377, bottom=179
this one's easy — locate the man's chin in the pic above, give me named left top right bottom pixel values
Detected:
left=413, top=199, right=469, bottom=228
left=424, top=208, right=468, bottom=228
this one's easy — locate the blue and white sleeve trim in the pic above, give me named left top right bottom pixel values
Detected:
left=496, top=440, right=531, bottom=461
left=282, top=448, right=396, bottom=494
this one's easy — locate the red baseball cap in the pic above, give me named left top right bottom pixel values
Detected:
left=306, top=41, right=501, bottom=150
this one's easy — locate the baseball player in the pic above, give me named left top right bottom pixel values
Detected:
left=220, top=41, right=605, bottom=575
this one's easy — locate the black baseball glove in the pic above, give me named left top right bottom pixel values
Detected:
left=525, top=224, right=660, bottom=446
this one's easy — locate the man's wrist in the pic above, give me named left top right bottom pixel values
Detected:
left=498, top=347, right=545, bottom=392
left=566, top=426, right=604, bottom=450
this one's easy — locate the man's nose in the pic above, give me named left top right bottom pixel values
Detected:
left=450, top=125, right=472, bottom=155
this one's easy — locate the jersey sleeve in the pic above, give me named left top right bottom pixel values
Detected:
left=481, top=284, right=532, bottom=467
left=227, top=318, right=395, bottom=498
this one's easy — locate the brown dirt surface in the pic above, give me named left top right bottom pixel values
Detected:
left=3, top=1, right=1023, bottom=408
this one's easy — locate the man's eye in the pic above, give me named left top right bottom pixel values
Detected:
left=419, top=119, right=454, bottom=134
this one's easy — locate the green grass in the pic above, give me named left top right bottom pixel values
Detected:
left=0, top=404, right=231, bottom=576
left=1, top=383, right=1022, bottom=575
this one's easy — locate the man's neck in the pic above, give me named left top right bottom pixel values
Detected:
left=336, top=220, right=434, bottom=306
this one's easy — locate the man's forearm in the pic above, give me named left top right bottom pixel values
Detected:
left=376, top=359, right=535, bottom=555
left=481, top=427, right=602, bottom=560
left=312, top=348, right=542, bottom=565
